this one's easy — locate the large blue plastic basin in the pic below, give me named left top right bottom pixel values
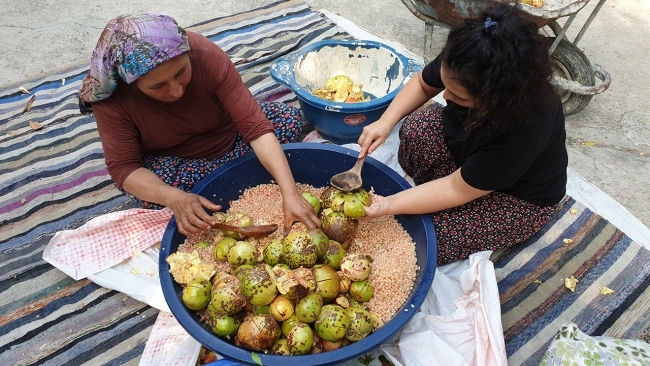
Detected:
left=270, top=40, right=422, bottom=144
left=159, top=143, right=437, bottom=365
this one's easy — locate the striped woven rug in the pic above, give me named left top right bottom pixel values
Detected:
left=1, top=1, right=648, bottom=365
left=493, top=196, right=650, bottom=365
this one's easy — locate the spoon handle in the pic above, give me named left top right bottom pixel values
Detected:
left=211, top=222, right=279, bottom=237
left=350, top=155, right=366, bottom=175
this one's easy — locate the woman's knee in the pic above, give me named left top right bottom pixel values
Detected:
left=259, top=101, right=303, bottom=143
left=399, top=107, right=442, bottom=144
left=399, top=112, right=423, bottom=141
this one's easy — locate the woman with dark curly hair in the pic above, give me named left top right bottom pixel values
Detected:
left=358, top=3, right=567, bottom=265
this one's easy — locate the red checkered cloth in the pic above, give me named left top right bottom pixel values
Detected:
left=140, top=311, right=202, bottom=366
left=42, top=208, right=205, bottom=365
left=43, top=208, right=173, bottom=280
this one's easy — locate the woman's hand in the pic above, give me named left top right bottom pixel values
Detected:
left=249, top=133, right=321, bottom=235
left=358, top=71, right=444, bottom=159
left=281, top=192, right=321, bottom=235
left=122, top=168, right=221, bottom=236
left=362, top=194, right=390, bottom=220
left=358, top=119, right=394, bottom=158
left=166, top=190, right=223, bottom=237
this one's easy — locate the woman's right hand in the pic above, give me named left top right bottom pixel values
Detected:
left=166, top=190, right=223, bottom=237
left=358, top=119, right=394, bottom=158
left=121, top=168, right=222, bottom=236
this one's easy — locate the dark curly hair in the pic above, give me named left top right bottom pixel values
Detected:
left=440, top=2, right=556, bottom=134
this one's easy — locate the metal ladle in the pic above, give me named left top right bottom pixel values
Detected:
left=210, top=222, right=278, bottom=238
left=329, top=155, right=366, bottom=192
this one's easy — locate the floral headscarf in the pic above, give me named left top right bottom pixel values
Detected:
left=79, top=13, right=189, bottom=106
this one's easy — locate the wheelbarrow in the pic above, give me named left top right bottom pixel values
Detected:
left=400, top=0, right=611, bottom=115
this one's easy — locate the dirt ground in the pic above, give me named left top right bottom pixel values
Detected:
left=2, top=0, right=648, bottom=228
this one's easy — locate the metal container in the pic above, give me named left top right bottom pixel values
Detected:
left=159, top=143, right=437, bottom=366
left=399, top=0, right=611, bottom=115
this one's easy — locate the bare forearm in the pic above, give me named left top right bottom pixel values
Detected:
left=122, top=167, right=222, bottom=235
left=359, top=73, right=444, bottom=157
left=379, top=73, right=443, bottom=127
left=250, top=133, right=319, bottom=232
left=121, top=167, right=181, bottom=206
left=376, top=169, right=491, bottom=216
left=250, top=133, right=299, bottom=196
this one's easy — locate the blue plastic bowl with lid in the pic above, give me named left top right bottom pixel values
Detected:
left=270, top=39, right=422, bottom=144
left=159, top=143, right=437, bottom=365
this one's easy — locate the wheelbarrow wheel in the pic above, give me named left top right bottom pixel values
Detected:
left=547, top=21, right=568, bottom=41
left=550, top=39, right=595, bottom=116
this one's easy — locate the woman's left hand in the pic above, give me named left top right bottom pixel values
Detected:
left=282, top=192, right=321, bottom=235
left=362, top=194, right=389, bottom=220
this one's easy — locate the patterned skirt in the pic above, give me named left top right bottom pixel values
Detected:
left=127, top=101, right=302, bottom=209
left=398, top=105, right=561, bottom=265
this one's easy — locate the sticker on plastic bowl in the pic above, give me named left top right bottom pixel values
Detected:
left=344, top=114, right=366, bottom=126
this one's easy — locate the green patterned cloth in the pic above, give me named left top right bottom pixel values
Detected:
left=541, top=322, right=650, bottom=366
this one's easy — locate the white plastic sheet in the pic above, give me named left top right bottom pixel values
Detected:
left=387, top=252, right=508, bottom=366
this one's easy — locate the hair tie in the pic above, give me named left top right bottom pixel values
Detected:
left=484, top=16, right=499, bottom=35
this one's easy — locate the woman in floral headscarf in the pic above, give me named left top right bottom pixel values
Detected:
left=80, top=13, right=319, bottom=236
